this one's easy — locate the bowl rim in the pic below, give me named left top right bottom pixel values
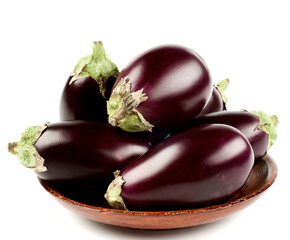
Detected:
left=38, top=154, right=277, bottom=216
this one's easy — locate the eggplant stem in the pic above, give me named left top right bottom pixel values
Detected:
left=7, top=124, right=48, bottom=172
left=107, top=77, right=154, bottom=132
left=105, top=170, right=128, bottom=211
left=70, top=41, right=119, bottom=98
left=8, top=142, right=18, bottom=154
left=215, top=79, right=229, bottom=107
left=252, top=110, right=279, bottom=150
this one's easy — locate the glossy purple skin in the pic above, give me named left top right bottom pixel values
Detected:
left=60, top=75, right=116, bottom=121
left=120, top=124, right=254, bottom=211
left=197, top=87, right=225, bottom=116
left=139, top=130, right=171, bottom=145
left=35, top=121, right=151, bottom=202
left=113, top=45, right=212, bottom=129
left=189, top=111, right=269, bottom=163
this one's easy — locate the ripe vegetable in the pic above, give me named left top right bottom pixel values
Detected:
left=197, top=79, right=229, bottom=116
left=105, top=124, right=254, bottom=211
left=139, top=129, right=171, bottom=145
left=189, top=111, right=279, bottom=163
left=60, top=41, right=119, bottom=121
left=8, top=121, right=151, bottom=202
left=107, top=45, right=212, bottom=132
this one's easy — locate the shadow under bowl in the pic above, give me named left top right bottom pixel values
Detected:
left=38, top=155, right=277, bottom=230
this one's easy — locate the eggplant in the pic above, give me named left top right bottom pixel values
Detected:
left=60, top=41, right=119, bottom=121
left=107, top=45, right=212, bottom=132
left=132, top=79, right=229, bottom=146
left=8, top=121, right=151, bottom=203
left=139, top=129, right=171, bottom=146
left=188, top=111, right=278, bottom=163
left=105, top=124, right=254, bottom=211
left=197, top=79, right=229, bottom=116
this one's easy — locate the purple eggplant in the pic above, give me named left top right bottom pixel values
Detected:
left=60, top=41, right=119, bottom=122
left=197, top=79, right=229, bottom=116
left=105, top=124, right=254, bottom=211
left=188, top=111, right=278, bottom=163
left=107, top=45, right=212, bottom=132
left=139, top=130, right=171, bottom=146
left=8, top=121, right=151, bottom=203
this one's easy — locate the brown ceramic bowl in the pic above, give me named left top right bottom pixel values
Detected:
left=38, top=155, right=277, bottom=230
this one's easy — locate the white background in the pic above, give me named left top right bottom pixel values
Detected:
left=1, top=0, right=289, bottom=239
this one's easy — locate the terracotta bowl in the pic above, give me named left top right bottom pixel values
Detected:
left=38, top=155, right=277, bottom=230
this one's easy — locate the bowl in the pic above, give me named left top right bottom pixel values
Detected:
left=38, top=155, right=277, bottom=230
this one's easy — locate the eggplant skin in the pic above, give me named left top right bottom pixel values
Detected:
left=139, top=130, right=171, bottom=146
left=119, top=124, right=254, bottom=211
left=188, top=111, right=269, bottom=163
left=60, top=75, right=116, bottom=121
left=35, top=121, right=151, bottom=202
left=197, top=87, right=225, bottom=116
left=112, top=45, right=212, bottom=129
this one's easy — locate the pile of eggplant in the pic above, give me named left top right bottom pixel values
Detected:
left=8, top=41, right=278, bottom=211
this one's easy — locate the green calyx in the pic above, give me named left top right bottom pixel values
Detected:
left=107, top=77, right=154, bottom=132
left=104, top=170, right=128, bottom=211
left=8, top=124, right=48, bottom=172
left=118, top=111, right=153, bottom=132
left=70, top=41, right=119, bottom=98
left=252, top=110, right=279, bottom=150
left=215, top=78, right=229, bottom=107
